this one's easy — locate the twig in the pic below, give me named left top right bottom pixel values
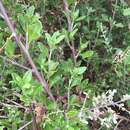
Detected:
left=116, top=114, right=130, bottom=122
left=25, top=31, right=29, bottom=50
left=63, top=0, right=77, bottom=65
left=0, top=115, right=8, bottom=119
left=114, top=119, right=123, bottom=130
left=5, top=97, right=28, bottom=110
left=0, top=43, right=6, bottom=53
left=0, top=55, right=33, bottom=71
left=63, top=0, right=72, bottom=32
left=89, top=98, right=130, bottom=111
left=18, top=120, right=33, bottom=130
left=0, top=102, right=25, bottom=109
left=114, top=115, right=130, bottom=130
left=13, top=92, right=21, bottom=97
left=78, top=92, right=88, bottom=119
left=9, top=59, right=32, bottom=71
left=0, top=1, right=55, bottom=102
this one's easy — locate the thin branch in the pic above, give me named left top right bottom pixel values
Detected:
left=0, top=102, right=26, bottom=109
left=78, top=92, right=88, bottom=119
left=114, top=115, right=130, bottom=130
left=25, top=31, right=29, bottom=50
left=9, top=59, right=32, bottom=71
left=5, top=97, right=28, bottom=110
left=116, top=115, right=130, bottom=122
left=63, top=0, right=77, bottom=64
left=18, top=120, right=33, bottom=130
left=89, top=98, right=130, bottom=112
left=0, top=1, right=55, bottom=102
left=0, top=115, right=8, bottom=119
left=63, top=0, right=72, bottom=32
left=114, top=119, right=123, bottom=130
left=0, top=55, right=33, bottom=71
left=113, top=115, right=130, bottom=130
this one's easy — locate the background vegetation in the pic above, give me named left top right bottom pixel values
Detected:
left=1, top=0, right=130, bottom=130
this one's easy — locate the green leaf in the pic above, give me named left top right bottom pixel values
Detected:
left=48, top=61, right=59, bottom=77
left=11, top=73, right=23, bottom=87
left=23, top=70, right=32, bottom=83
left=60, top=59, right=74, bottom=74
left=62, top=28, right=69, bottom=43
left=20, top=95, right=31, bottom=105
left=12, top=73, right=22, bottom=82
left=101, top=14, right=109, bottom=22
left=22, top=83, right=31, bottom=89
left=69, top=28, right=78, bottom=40
left=70, top=94, right=77, bottom=105
left=45, top=33, right=52, bottom=43
left=67, top=0, right=76, bottom=5
left=80, top=51, right=94, bottom=58
left=124, top=54, right=130, bottom=64
left=50, top=74, right=62, bottom=87
left=72, top=10, right=79, bottom=22
left=76, top=16, right=86, bottom=22
left=55, top=35, right=65, bottom=44
left=115, top=23, right=124, bottom=28
left=68, top=126, right=75, bottom=130
left=28, top=17, right=43, bottom=43
left=5, top=38, right=16, bottom=57
left=33, top=84, right=43, bottom=97
left=79, top=40, right=89, bottom=51
left=26, top=6, right=35, bottom=16
left=71, top=75, right=83, bottom=87
left=73, top=67, right=86, bottom=75
left=46, top=31, right=64, bottom=49
left=18, top=6, right=43, bottom=44
left=0, top=126, right=5, bottom=130
left=38, top=57, right=46, bottom=70
left=67, top=110, right=78, bottom=117
left=45, top=33, right=54, bottom=48
left=18, top=14, right=26, bottom=31
left=52, top=31, right=60, bottom=39
left=123, top=8, right=130, bottom=16
left=38, top=43, right=48, bottom=57
left=47, top=101, right=57, bottom=110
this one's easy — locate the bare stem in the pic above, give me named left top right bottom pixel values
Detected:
left=0, top=102, right=26, bottom=109
left=63, top=0, right=77, bottom=65
left=0, top=55, right=33, bottom=71
left=63, top=0, right=72, bottom=32
left=18, top=120, right=33, bottom=130
left=0, top=1, right=55, bottom=102
left=5, top=97, right=28, bottom=110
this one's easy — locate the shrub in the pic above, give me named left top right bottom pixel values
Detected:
left=0, top=0, right=130, bottom=130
